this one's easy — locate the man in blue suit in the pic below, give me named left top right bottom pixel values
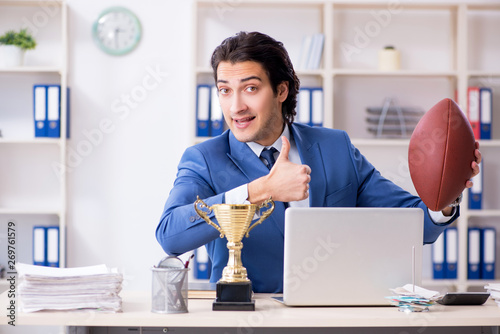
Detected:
left=156, top=32, right=481, bottom=293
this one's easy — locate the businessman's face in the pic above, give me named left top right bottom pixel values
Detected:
left=216, top=61, right=288, bottom=146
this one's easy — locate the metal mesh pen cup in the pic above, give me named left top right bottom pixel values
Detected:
left=151, top=267, right=189, bottom=313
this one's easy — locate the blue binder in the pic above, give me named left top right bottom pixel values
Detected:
left=194, top=246, right=211, bottom=280
left=196, top=85, right=211, bottom=137
left=310, top=87, right=324, bottom=127
left=33, top=226, right=47, bottom=266
left=297, top=88, right=311, bottom=126
left=480, top=87, right=492, bottom=140
left=445, top=227, right=458, bottom=279
left=469, top=160, right=483, bottom=210
left=210, top=85, right=224, bottom=136
left=481, top=227, right=496, bottom=280
left=432, top=232, right=446, bottom=279
left=467, top=227, right=481, bottom=279
left=33, top=85, right=48, bottom=137
left=47, top=85, right=61, bottom=138
left=46, top=226, right=60, bottom=267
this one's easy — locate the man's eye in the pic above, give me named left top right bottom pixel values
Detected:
left=219, top=88, right=229, bottom=94
left=246, top=86, right=256, bottom=92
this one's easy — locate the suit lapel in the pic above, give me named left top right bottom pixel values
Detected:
left=291, top=124, right=327, bottom=207
left=226, top=131, right=287, bottom=236
left=227, top=131, right=269, bottom=181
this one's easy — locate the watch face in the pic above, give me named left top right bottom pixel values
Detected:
left=92, top=7, right=141, bottom=56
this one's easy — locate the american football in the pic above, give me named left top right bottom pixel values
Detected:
left=408, top=98, right=476, bottom=211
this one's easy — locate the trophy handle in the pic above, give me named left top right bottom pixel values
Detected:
left=194, top=196, right=225, bottom=238
left=245, top=197, right=275, bottom=238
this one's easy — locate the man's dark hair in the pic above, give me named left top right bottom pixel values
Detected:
left=211, top=31, right=300, bottom=124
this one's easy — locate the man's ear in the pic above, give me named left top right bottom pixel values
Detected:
left=277, top=81, right=289, bottom=103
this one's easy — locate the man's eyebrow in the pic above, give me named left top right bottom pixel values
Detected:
left=217, top=76, right=263, bottom=84
left=241, top=76, right=262, bottom=83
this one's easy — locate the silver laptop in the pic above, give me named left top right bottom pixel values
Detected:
left=283, top=207, right=424, bottom=306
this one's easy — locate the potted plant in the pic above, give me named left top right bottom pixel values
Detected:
left=0, top=28, right=37, bottom=67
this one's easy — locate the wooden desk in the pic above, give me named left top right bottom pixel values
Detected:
left=2, top=290, right=500, bottom=328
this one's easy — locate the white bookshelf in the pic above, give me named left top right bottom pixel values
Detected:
left=192, top=1, right=499, bottom=291
left=0, top=0, right=68, bottom=267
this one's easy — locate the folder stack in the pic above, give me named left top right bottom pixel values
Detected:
left=365, top=99, right=424, bottom=138
left=484, top=283, right=500, bottom=308
left=33, top=84, right=70, bottom=138
left=432, top=227, right=458, bottom=279
left=16, top=262, right=123, bottom=313
left=32, top=226, right=60, bottom=267
left=466, top=86, right=493, bottom=140
left=296, top=87, right=324, bottom=127
left=196, top=84, right=224, bottom=137
left=468, top=227, right=496, bottom=280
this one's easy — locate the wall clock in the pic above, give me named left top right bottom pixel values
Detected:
left=92, top=7, right=142, bottom=56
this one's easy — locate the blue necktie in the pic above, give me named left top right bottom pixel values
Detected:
left=260, top=147, right=288, bottom=208
left=260, top=147, right=278, bottom=170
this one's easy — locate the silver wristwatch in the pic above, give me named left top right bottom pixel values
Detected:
left=448, top=193, right=463, bottom=207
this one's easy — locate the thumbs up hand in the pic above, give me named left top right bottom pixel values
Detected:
left=248, top=136, right=311, bottom=204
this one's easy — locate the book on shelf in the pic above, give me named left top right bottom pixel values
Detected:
left=297, top=33, right=324, bottom=70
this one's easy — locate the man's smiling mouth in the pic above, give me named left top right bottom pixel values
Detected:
left=234, top=116, right=256, bottom=125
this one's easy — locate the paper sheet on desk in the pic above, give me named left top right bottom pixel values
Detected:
left=485, top=283, right=500, bottom=308
left=16, top=262, right=110, bottom=277
left=16, top=262, right=123, bottom=313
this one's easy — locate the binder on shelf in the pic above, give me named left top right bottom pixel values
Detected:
left=480, top=87, right=492, bottom=140
left=445, top=227, right=458, bottom=279
left=46, top=226, right=60, bottom=267
left=481, top=227, right=496, bottom=280
left=467, top=86, right=481, bottom=140
left=297, top=88, right=311, bottom=125
left=467, top=227, right=481, bottom=280
left=196, top=84, right=211, bottom=137
left=432, top=232, right=446, bottom=279
left=194, top=246, right=211, bottom=280
left=469, top=160, right=482, bottom=210
left=33, top=85, right=48, bottom=137
left=33, top=226, right=47, bottom=266
left=310, top=87, right=324, bottom=127
left=210, top=85, right=224, bottom=136
left=47, top=85, right=61, bottom=138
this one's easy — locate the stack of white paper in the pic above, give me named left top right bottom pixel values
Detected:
left=485, top=283, right=500, bottom=307
left=16, top=263, right=123, bottom=313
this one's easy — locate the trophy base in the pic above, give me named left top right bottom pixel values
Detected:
left=212, top=281, right=255, bottom=311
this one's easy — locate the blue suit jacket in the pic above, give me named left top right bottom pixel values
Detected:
left=156, top=123, right=458, bottom=293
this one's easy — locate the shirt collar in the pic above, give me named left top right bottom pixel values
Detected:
left=246, top=123, right=290, bottom=157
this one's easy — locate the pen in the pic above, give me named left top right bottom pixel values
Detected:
left=185, top=254, right=194, bottom=268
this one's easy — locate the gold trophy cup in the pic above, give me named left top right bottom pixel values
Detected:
left=194, top=196, right=274, bottom=311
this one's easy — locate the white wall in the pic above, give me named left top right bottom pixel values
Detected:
left=66, top=0, right=193, bottom=290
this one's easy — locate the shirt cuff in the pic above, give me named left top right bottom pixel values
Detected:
left=428, top=207, right=456, bottom=225
left=224, top=184, right=250, bottom=204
